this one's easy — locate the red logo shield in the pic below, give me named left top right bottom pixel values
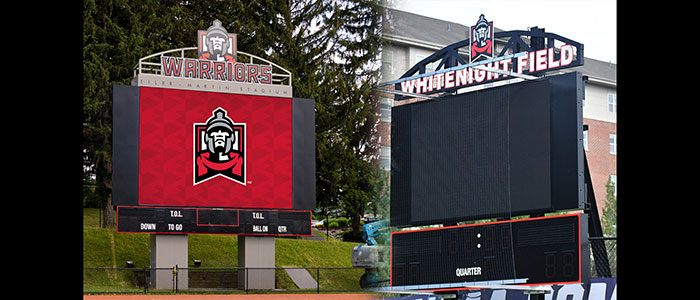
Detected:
left=194, top=107, right=246, bottom=185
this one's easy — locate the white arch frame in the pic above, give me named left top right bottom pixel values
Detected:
left=133, top=47, right=292, bottom=87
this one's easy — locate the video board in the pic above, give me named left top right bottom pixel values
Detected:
left=112, top=85, right=315, bottom=235
left=390, top=72, right=583, bottom=226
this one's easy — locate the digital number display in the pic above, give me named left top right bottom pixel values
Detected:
left=117, top=206, right=311, bottom=236
left=390, top=213, right=588, bottom=287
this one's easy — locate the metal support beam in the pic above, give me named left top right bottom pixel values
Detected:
left=368, top=278, right=535, bottom=293
left=375, top=52, right=528, bottom=89
left=471, top=65, right=538, bottom=80
left=372, top=87, right=439, bottom=99
left=370, top=283, right=551, bottom=299
left=583, top=152, right=612, bottom=277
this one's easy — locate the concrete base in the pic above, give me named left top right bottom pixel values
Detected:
left=150, top=234, right=188, bottom=290
left=238, top=236, right=275, bottom=290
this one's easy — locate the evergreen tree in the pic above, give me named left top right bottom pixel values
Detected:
left=256, top=0, right=384, bottom=237
left=83, top=0, right=140, bottom=228
left=83, top=0, right=215, bottom=227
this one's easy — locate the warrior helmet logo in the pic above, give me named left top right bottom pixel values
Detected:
left=194, top=108, right=246, bottom=185
left=198, top=19, right=237, bottom=63
left=470, top=14, right=494, bottom=63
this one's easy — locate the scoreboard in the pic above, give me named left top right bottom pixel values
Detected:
left=390, top=213, right=589, bottom=288
left=112, top=85, right=316, bottom=236
left=386, top=24, right=591, bottom=290
left=117, top=206, right=311, bottom=236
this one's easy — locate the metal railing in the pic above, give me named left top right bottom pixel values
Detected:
left=84, top=266, right=367, bottom=294
left=589, top=236, right=617, bottom=278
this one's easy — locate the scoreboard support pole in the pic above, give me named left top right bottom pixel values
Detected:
left=238, top=236, right=276, bottom=290
left=150, top=234, right=188, bottom=290
left=146, top=230, right=281, bottom=291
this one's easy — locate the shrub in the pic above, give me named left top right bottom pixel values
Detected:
left=336, top=217, right=348, bottom=227
left=341, top=229, right=364, bottom=243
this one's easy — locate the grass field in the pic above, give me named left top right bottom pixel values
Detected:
left=83, top=208, right=364, bottom=292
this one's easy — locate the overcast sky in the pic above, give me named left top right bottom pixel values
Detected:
left=392, top=0, right=617, bottom=64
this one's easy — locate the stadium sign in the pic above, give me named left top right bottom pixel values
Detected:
left=133, top=20, right=291, bottom=97
left=160, top=20, right=273, bottom=85
left=388, top=14, right=584, bottom=100
left=398, top=44, right=575, bottom=95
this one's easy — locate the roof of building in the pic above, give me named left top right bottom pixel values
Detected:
left=383, top=8, right=616, bottom=84
left=384, top=8, right=483, bottom=47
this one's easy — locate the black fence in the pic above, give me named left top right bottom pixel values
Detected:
left=84, top=237, right=617, bottom=294
left=83, top=266, right=367, bottom=294
left=589, top=237, right=617, bottom=278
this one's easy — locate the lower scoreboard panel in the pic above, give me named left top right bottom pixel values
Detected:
left=117, top=206, right=311, bottom=236
left=391, top=213, right=589, bottom=288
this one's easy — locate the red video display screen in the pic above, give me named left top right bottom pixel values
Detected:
left=137, top=87, right=293, bottom=209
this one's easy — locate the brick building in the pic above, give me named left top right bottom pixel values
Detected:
left=378, top=8, right=616, bottom=216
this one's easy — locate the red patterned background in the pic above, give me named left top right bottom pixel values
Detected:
left=138, top=87, right=293, bottom=209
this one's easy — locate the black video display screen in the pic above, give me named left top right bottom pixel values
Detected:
left=390, top=72, right=583, bottom=226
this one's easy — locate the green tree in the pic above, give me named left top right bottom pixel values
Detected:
left=602, top=176, right=617, bottom=237
left=369, top=170, right=390, bottom=221
left=263, top=0, right=384, bottom=237
left=312, top=1, right=383, bottom=238
left=83, top=0, right=141, bottom=228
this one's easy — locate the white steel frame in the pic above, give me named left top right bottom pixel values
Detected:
left=133, top=47, right=292, bottom=87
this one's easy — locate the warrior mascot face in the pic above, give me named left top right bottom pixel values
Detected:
left=194, top=108, right=245, bottom=185
left=205, top=108, right=235, bottom=162
left=474, top=15, right=491, bottom=48
left=470, top=14, right=493, bottom=62
left=198, top=19, right=236, bottom=63
left=205, top=20, right=230, bottom=62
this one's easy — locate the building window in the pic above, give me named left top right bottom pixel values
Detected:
left=416, top=55, right=427, bottom=72
left=608, top=93, right=617, bottom=113
left=416, top=55, right=439, bottom=73
left=383, top=50, right=393, bottom=75
left=380, top=146, right=391, bottom=171
left=380, top=97, right=393, bottom=122
left=583, top=131, right=588, bottom=151
left=609, top=133, right=616, bottom=155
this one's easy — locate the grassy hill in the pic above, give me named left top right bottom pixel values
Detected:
left=83, top=208, right=364, bottom=292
